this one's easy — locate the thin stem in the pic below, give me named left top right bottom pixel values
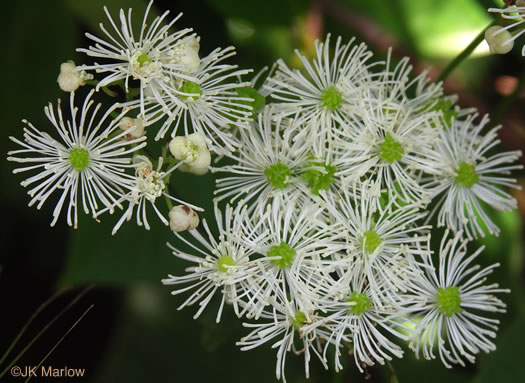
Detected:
left=0, top=292, right=61, bottom=367
left=437, top=21, right=496, bottom=83
left=0, top=285, right=94, bottom=379
left=386, top=360, right=399, bottom=383
left=25, top=305, right=93, bottom=382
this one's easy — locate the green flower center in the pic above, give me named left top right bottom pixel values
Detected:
left=137, top=53, right=151, bottom=67
left=301, top=160, right=336, bottom=195
left=179, top=81, right=202, bottom=100
left=321, top=85, right=343, bottom=110
left=379, top=134, right=404, bottom=164
left=235, top=87, right=266, bottom=119
left=292, top=311, right=306, bottom=330
left=264, top=161, right=292, bottom=189
left=217, top=255, right=235, bottom=272
left=436, top=286, right=462, bottom=317
left=347, top=292, right=371, bottom=315
left=454, top=162, right=479, bottom=188
left=361, top=230, right=382, bottom=253
left=428, top=98, right=457, bottom=129
left=267, top=242, right=296, bottom=269
left=69, top=147, right=90, bottom=172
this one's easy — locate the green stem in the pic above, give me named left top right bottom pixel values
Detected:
left=0, top=292, right=61, bottom=367
left=164, top=194, right=174, bottom=210
left=0, top=285, right=93, bottom=379
left=101, top=86, right=118, bottom=98
left=437, top=21, right=496, bottom=83
left=25, top=305, right=94, bottom=383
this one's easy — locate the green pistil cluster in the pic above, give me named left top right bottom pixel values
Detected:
left=292, top=311, right=306, bottom=330
left=321, top=85, right=343, bottom=110
left=347, top=292, right=371, bottom=315
left=301, top=160, right=336, bottom=195
left=379, top=134, right=404, bottom=164
left=137, top=53, right=151, bottom=67
left=217, top=255, right=235, bottom=272
left=436, top=286, right=462, bottom=317
left=179, top=80, right=202, bottom=100
left=429, top=98, right=457, bottom=129
left=267, top=242, right=296, bottom=269
left=454, top=162, right=479, bottom=188
left=235, top=87, right=266, bottom=119
left=69, top=147, right=90, bottom=172
left=264, top=161, right=292, bottom=189
left=361, top=230, right=382, bottom=253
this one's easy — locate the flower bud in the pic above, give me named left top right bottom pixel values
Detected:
left=119, top=117, right=145, bottom=139
left=485, top=26, right=513, bottom=55
left=178, top=36, right=201, bottom=73
left=57, top=60, right=93, bottom=92
left=169, top=205, right=199, bottom=232
left=169, top=133, right=211, bottom=175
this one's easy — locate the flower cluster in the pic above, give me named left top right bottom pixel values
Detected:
left=7, top=1, right=522, bottom=381
left=165, top=35, right=521, bottom=381
left=8, top=0, right=254, bottom=233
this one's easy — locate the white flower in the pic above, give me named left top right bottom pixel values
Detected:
left=95, top=155, right=201, bottom=234
left=408, top=231, right=509, bottom=367
left=7, top=91, right=146, bottom=228
left=322, top=185, right=431, bottom=308
left=162, top=203, right=260, bottom=321
left=237, top=297, right=326, bottom=382
left=169, top=204, right=199, bottom=232
left=305, top=272, right=409, bottom=373
left=169, top=132, right=211, bottom=175
left=428, top=114, right=522, bottom=238
left=334, top=95, right=442, bottom=208
left=232, top=197, right=344, bottom=320
left=264, top=34, right=374, bottom=146
left=77, top=1, right=198, bottom=114
left=142, top=46, right=253, bottom=152
left=57, top=60, right=93, bottom=92
left=213, top=107, right=311, bottom=207
left=488, top=1, right=525, bottom=55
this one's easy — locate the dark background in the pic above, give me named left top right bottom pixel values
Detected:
left=1, top=0, right=524, bottom=382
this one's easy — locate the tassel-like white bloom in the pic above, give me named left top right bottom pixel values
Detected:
left=77, top=1, right=198, bottom=115
left=141, top=45, right=253, bottom=152
left=163, top=203, right=259, bottom=322
left=428, top=114, right=522, bottom=238
left=305, top=272, right=409, bottom=373
left=8, top=91, right=146, bottom=228
left=323, top=186, right=431, bottom=307
left=214, top=107, right=311, bottom=207
left=409, top=231, right=509, bottom=367
left=237, top=294, right=327, bottom=382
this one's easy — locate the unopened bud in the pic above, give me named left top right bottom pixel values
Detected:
left=175, top=36, right=200, bottom=73
left=485, top=26, right=514, bottom=55
left=119, top=117, right=145, bottom=139
left=169, top=205, right=199, bottom=232
left=57, top=60, right=93, bottom=92
left=169, top=133, right=211, bottom=175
